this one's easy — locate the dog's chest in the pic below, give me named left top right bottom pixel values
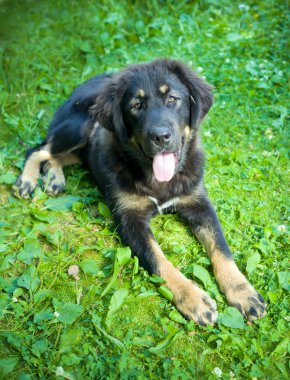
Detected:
left=148, top=196, right=180, bottom=214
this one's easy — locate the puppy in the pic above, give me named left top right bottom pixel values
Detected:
left=14, top=59, right=266, bottom=325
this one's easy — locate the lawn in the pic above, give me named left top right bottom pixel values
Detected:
left=0, top=0, right=289, bottom=379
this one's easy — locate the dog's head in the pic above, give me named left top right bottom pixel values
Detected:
left=90, top=59, right=213, bottom=182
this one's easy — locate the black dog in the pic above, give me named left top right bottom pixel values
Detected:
left=14, top=59, right=266, bottom=325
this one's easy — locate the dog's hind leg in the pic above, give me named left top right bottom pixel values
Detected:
left=14, top=117, right=91, bottom=198
left=41, top=121, right=88, bottom=195
left=14, top=139, right=82, bottom=198
left=13, top=144, right=52, bottom=198
left=42, top=152, right=80, bottom=195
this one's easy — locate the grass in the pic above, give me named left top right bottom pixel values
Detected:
left=0, top=0, right=289, bottom=378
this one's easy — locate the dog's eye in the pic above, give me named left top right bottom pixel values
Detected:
left=168, top=96, right=177, bottom=104
left=132, top=101, right=141, bottom=110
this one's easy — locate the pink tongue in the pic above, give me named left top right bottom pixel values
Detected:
left=153, top=152, right=175, bottom=182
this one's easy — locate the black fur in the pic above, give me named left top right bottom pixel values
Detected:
left=15, top=59, right=267, bottom=324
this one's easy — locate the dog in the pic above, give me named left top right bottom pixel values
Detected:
left=13, top=59, right=266, bottom=325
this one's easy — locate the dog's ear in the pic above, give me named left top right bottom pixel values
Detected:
left=166, top=59, right=214, bottom=128
left=90, top=75, right=128, bottom=143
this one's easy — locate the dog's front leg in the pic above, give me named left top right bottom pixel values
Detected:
left=178, top=195, right=267, bottom=321
left=112, top=192, right=217, bottom=325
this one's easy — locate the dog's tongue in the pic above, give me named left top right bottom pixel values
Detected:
left=153, top=152, right=175, bottom=182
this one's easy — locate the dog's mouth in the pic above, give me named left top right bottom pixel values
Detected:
left=136, top=136, right=185, bottom=182
left=152, top=140, right=184, bottom=182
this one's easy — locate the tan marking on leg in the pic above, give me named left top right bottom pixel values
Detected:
left=44, top=158, right=65, bottom=195
left=57, top=152, right=80, bottom=166
left=193, top=224, right=267, bottom=320
left=212, top=251, right=267, bottom=319
left=137, top=89, right=145, bottom=97
left=159, top=84, right=169, bottom=94
left=210, top=249, right=266, bottom=321
left=114, top=192, right=152, bottom=213
left=148, top=238, right=217, bottom=325
left=44, top=153, right=80, bottom=195
left=13, top=145, right=51, bottom=198
left=22, top=146, right=51, bottom=183
left=194, top=225, right=216, bottom=254
left=211, top=252, right=248, bottom=294
left=177, top=181, right=206, bottom=208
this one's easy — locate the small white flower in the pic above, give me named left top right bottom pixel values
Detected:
left=278, top=70, right=283, bottom=76
left=55, top=366, right=64, bottom=376
left=239, top=4, right=250, bottom=11
left=265, top=128, right=272, bottom=135
left=212, top=367, right=223, bottom=378
left=230, top=371, right=235, bottom=378
left=267, top=134, right=274, bottom=140
left=68, top=264, right=80, bottom=280
left=262, top=150, right=271, bottom=157
left=54, top=311, right=60, bottom=318
left=278, top=225, right=286, bottom=233
left=204, top=130, right=212, bottom=137
left=225, top=58, right=230, bottom=63
left=284, top=315, right=290, bottom=322
left=12, top=297, right=18, bottom=303
left=197, top=66, right=203, bottom=72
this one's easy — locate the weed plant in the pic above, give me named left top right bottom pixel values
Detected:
left=0, top=1, right=289, bottom=379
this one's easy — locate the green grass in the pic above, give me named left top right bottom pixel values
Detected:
left=0, top=0, right=289, bottom=379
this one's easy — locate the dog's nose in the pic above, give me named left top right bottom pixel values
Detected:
left=149, top=127, right=172, bottom=146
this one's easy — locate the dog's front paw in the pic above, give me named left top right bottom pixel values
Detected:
left=174, top=280, right=218, bottom=325
left=13, top=175, right=36, bottom=198
left=226, top=282, right=267, bottom=322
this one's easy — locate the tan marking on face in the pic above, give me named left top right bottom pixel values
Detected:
left=184, top=125, right=194, bottom=141
left=159, top=84, right=169, bottom=94
left=137, top=89, right=145, bottom=97
left=184, top=125, right=190, bottom=137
